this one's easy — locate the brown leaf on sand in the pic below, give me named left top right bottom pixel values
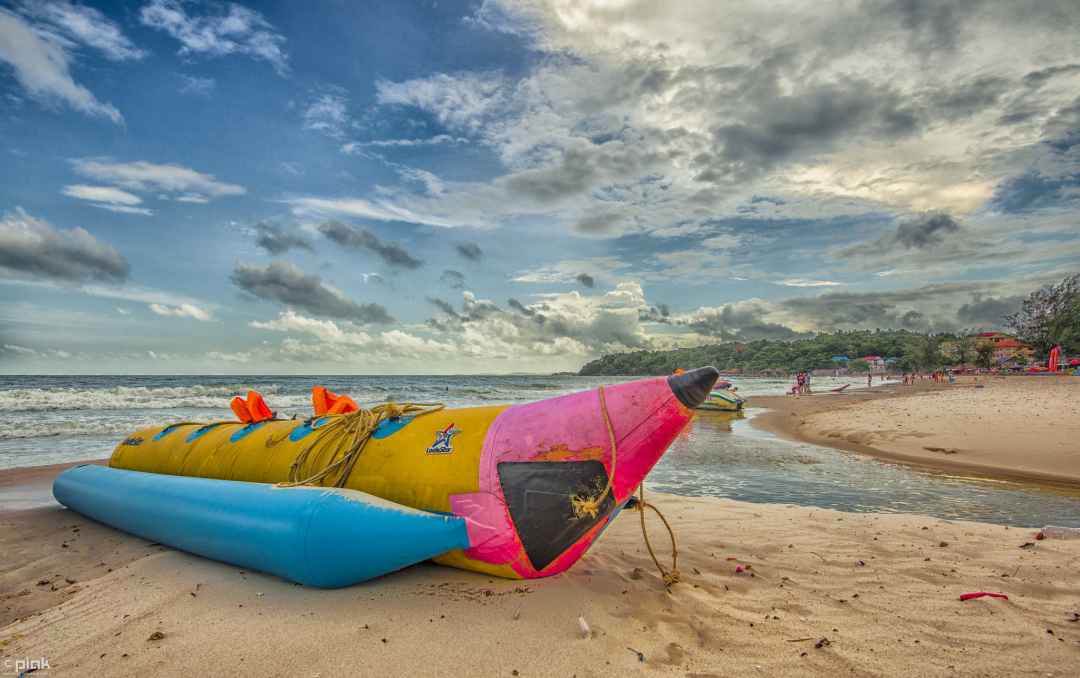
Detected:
left=147, top=631, right=165, bottom=641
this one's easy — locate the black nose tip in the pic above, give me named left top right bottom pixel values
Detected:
left=667, top=366, right=721, bottom=408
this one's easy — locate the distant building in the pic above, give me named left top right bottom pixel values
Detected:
left=971, top=332, right=1034, bottom=367
left=860, top=355, right=886, bottom=369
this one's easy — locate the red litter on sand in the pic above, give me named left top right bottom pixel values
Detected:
left=959, top=592, right=1009, bottom=601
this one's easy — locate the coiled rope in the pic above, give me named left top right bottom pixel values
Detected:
left=276, top=402, right=445, bottom=488
left=571, top=386, right=681, bottom=589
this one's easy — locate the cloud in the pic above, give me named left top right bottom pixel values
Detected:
left=776, top=278, right=844, bottom=288
left=317, top=221, right=422, bottom=270
left=512, top=256, right=629, bottom=285
left=955, top=294, right=1024, bottom=327
left=0, top=208, right=128, bottom=284
left=24, top=1, right=146, bottom=61
left=303, top=91, right=349, bottom=138
left=840, top=212, right=962, bottom=260
left=341, top=135, right=468, bottom=151
left=285, top=196, right=462, bottom=228
left=70, top=158, right=245, bottom=202
left=149, top=302, right=211, bottom=321
left=575, top=272, right=594, bottom=288
left=426, top=284, right=652, bottom=355
left=178, top=74, right=215, bottom=96
left=440, top=269, right=465, bottom=290
left=139, top=0, right=288, bottom=74
left=0, top=8, right=122, bottom=123
left=251, top=222, right=313, bottom=255
left=673, top=301, right=808, bottom=341
left=230, top=261, right=392, bottom=324
left=375, top=71, right=508, bottom=133
left=455, top=241, right=483, bottom=260
left=62, top=184, right=152, bottom=215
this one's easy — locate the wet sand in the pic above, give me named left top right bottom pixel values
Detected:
left=752, top=376, right=1080, bottom=488
left=2, top=463, right=1078, bottom=677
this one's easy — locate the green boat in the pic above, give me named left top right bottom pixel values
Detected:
left=696, top=388, right=745, bottom=412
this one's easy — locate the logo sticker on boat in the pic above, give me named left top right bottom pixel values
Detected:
left=427, top=423, right=461, bottom=455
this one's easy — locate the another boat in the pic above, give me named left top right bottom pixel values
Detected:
left=53, top=367, right=719, bottom=587
left=696, top=387, right=745, bottom=412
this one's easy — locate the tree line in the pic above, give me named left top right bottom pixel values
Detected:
left=578, top=273, right=1078, bottom=376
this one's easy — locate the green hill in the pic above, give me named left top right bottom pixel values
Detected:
left=578, top=329, right=943, bottom=376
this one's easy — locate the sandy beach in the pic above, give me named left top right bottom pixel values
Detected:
left=752, top=376, right=1080, bottom=488
left=2, top=467, right=1078, bottom=678
left=3, top=380, right=1080, bottom=676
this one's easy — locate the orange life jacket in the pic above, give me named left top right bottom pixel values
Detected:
left=311, top=386, right=359, bottom=416
left=230, top=390, right=275, bottom=423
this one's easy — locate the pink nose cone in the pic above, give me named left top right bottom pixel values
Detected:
left=449, top=367, right=719, bottom=578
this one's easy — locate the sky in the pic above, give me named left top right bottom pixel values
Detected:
left=0, top=0, right=1078, bottom=374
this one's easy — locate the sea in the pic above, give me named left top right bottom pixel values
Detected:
left=2, top=374, right=1078, bottom=527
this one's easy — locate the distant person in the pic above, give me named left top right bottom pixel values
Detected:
left=867, top=373, right=872, bottom=388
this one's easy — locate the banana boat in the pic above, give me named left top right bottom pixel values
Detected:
left=54, top=367, right=719, bottom=587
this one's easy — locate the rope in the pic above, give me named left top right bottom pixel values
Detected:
left=276, top=402, right=445, bottom=488
left=636, top=484, right=681, bottom=588
left=570, top=385, right=681, bottom=589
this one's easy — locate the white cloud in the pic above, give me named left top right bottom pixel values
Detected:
left=178, top=74, right=215, bottom=96
left=62, top=184, right=141, bottom=205
left=0, top=8, right=122, bottom=123
left=375, top=72, right=509, bottom=133
left=24, top=1, right=146, bottom=61
left=2, top=343, right=37, bottom=356
left=70, top=158, right=245, bottom=203
left=303, top=92, right=348, bottom=138
left=284, top=196, right=462, bottom=228
left=139, top=0, right=288, bottom=74
left=148, top=302, right=212, bottom=321
left=511, top=257, right=630, bottom=285
left=114, top=306, right=130, bottom=315
left=341, top=135, right=469, bottom=152
left=777, top=278, right=845, bottom=288
left=61, top=184, right=150, bottom=215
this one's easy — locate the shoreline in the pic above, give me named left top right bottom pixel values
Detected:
left=749, top=376, right=1080, bottom=489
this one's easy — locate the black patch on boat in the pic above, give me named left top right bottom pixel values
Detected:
left=121, top=436, right=143, bottom=446
left=497, top=460, right=614, bottom=572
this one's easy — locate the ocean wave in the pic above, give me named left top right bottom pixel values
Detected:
left=0, top=384, right=304, bottom=413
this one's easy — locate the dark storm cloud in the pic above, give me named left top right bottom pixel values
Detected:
left=440, top=269, right=465, bottom=290
left=926, top=76, right=1010, bottom=120
left=575, top=273, right=595, bottom=288
left=1043, top=95, right=1080, bottom=152
left=427, top=296, right=461, bottom=319
left=638, top=305, right=672, bottom=324
left=507, top=298, right=535, bottom=316
left=705, top=81, right=920, bottom=181
left=894, top=213, right=961, bottom=248
left=840, top=212, right=961, bottom=258
left=956, top=294, right=1024, bottom=326
left=679, top=303, right=807, bottom=341
left=1023, top=63, right=1080, bottom=88
left=0, top=210, right=128, bottom=284
left=574, top=209, right=625, bottom=235
left=317, top=221, right=422, bottom=269
left=504, top=148, right=596, bottom=201
left=777, top=282, right=994, bottom=331
left=872, top=0, right=968, bottom=53
left=454, top=241, right=483, bottom=261
left=252, top=222, right=313, bottom=255
left=230, top=261, right=393, bottom=323
left=992, top=171, right=1079, bottom=213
